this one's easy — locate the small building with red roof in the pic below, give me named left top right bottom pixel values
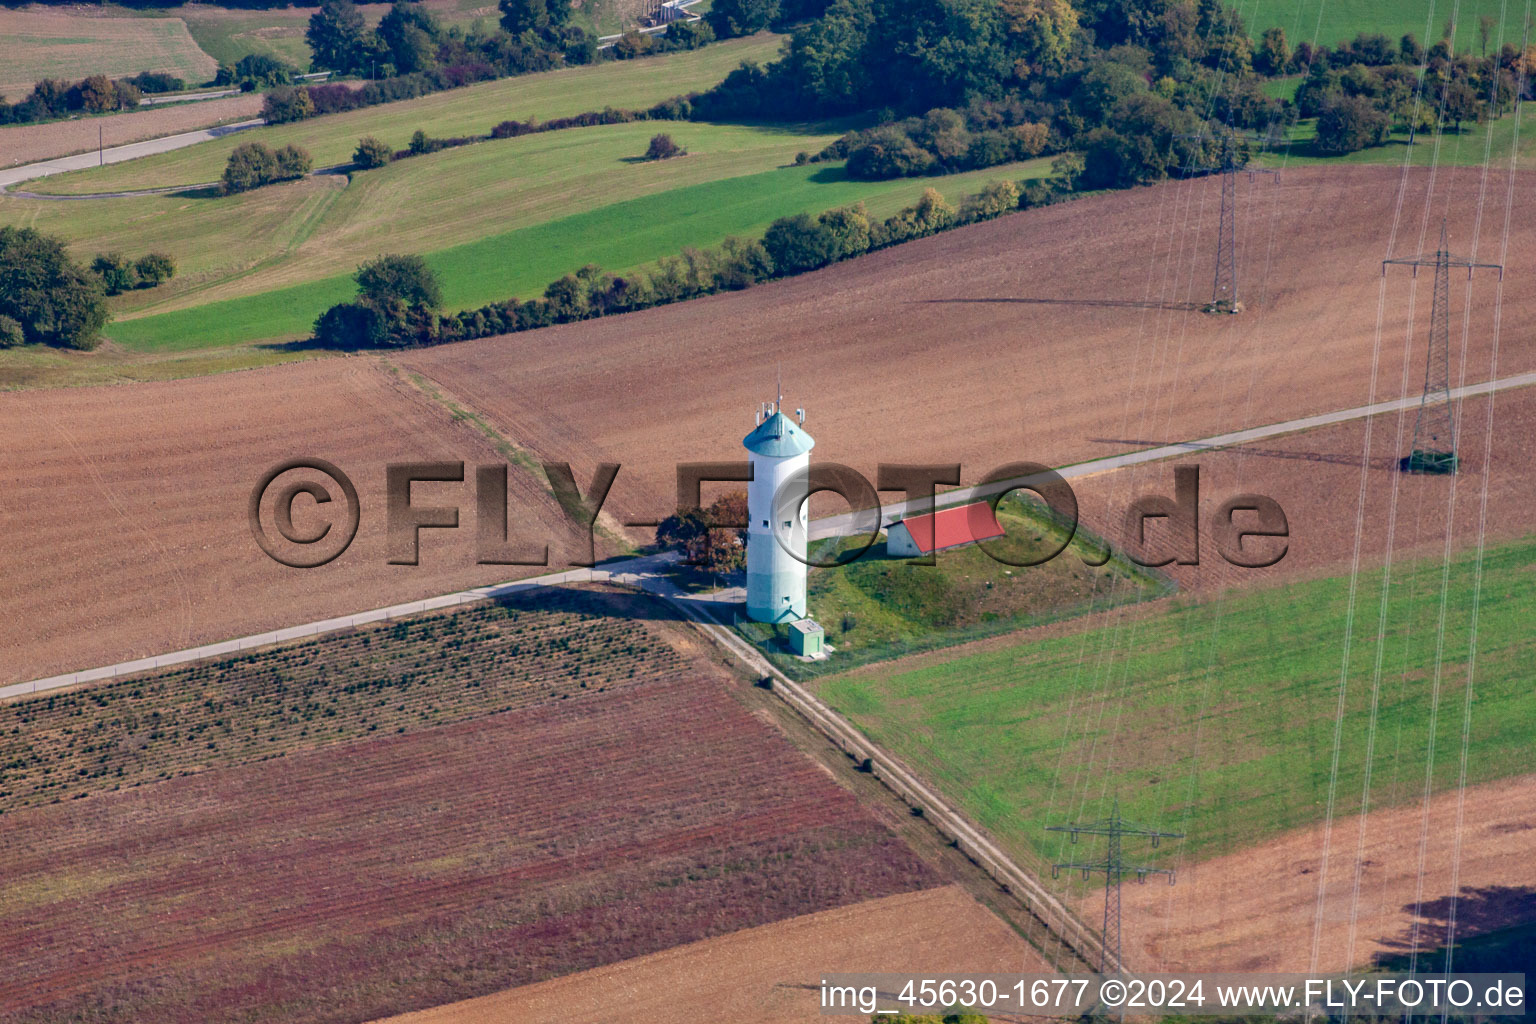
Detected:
left=886, top=501, right=1006, bottom=557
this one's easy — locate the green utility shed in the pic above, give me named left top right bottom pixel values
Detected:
left=789, top=618, right=824, bottom=657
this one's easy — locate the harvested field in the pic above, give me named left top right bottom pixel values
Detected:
left=0, top=93, right=262, bottom=168
left=398, top=165, right=1536, bottom=530
left=1067, top=382, right=1536, bottom=594
left=0, top=358, right=596, bottom=685
left=0, top=9, right=217, bottom=100
left=376, top=885, right=1053, bottom=1024
left=1115, top=773, right=1536, bottom=973
left=0, top=599, right=937, bottom=1023
left=0, top=588, right=687, bottom=812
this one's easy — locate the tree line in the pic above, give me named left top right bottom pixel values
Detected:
left=310, top=171, right=1068, bottom=350
left=0, top=228, right=173, bottom=351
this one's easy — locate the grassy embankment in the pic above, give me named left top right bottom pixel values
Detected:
left=813, top=535, right=1536, bottom=876
left=742, top=497, right=1168, bottom=675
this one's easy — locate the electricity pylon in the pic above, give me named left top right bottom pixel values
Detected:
left=1382, top=221, right=1503, bottom=474
left=1182, top=128, right=1279, bottom=313
left=1048, top=799, right=1183, bottom=974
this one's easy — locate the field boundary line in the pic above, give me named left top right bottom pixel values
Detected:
left=10, top=369, right=1536, bottom=700
left=657, top=592, right=1112, bottom=972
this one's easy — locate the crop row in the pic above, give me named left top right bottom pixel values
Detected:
left=0, top=676, right=935, bottom=1023
left=0, top=588, right=685, bottom=813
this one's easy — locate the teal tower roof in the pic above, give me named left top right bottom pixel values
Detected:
left=743, top=411, right=815, bottom=458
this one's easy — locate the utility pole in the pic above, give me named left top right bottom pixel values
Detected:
left=99, top=123, right=104, bottom=166
left=1382, top=220, right=1503, bottom=474
left=1048, top=798, right=1183, bottom=974
left=1181, top=127, right=1279, bottom=313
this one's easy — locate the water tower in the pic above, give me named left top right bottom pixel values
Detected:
left=743, top=392, right=813, bottom=623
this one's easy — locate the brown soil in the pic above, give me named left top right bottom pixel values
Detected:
left=0, top=617, right=938, bottom=1023
left=0, top=94, right=264, bottom=167
left=372, top=885, right=1053, bottom=1024
left=1111, top=773, right=1536, bottom=973
left=398, top=165, right=1536, bottom=530
left=1068, top=384, right=1536, bottom=595
left=0, top=357, right=595, bottom=684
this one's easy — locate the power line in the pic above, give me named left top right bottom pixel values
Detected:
left=1382, top=220, right=1503, bottom=473
left=1048, top=798, right=1184, bottom=973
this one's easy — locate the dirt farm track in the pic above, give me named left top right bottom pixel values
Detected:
left=4, top=164, right=1535, bottom=683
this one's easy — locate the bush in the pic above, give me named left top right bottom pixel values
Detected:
left=233, top=54, right=295, bottom=88
left=1314, top=93, right=1390, bottom=154
left=612, top=30, right=653, bottom=59
left=845, top=125, right=935, bottom=179
left=644, top=132, right=685, bottom=160
left=707, top=0, right=779, bottom=38
left=960, top=180, right=1021, bottom=222
left=313, top=301, right=388, bottom=349
left=0, top=314, right=23, bottom=349
left=762, top=212, right=837, bottom=274
left=128, top=71, right=185, bottom=94
left=353, top=135, right=393, bottom=168
left=0, top=226, right=109, bottom=350
left=262, top=86, right=315, bottom=124
left=221, top=142, right=312, bottom=194
left=91, top=253, right=136, bottom=295
left=134, top=252, right=176, bottom=288
left=356, top=253, right=441, bottom=308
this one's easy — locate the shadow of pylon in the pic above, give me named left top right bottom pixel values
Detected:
left=919, top=297, right=1204, bottom=312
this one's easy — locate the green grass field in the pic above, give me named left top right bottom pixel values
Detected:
left=813, top=536, right=1536, bottom=873
left=27, top=33, right=784, bottom=195
left=1240, top=0, right=1515, bottom=52
left=1260, top=107, right=1535, bottom=170
left=98, top=154, right=1053, bottom=350
left=771, top=502, right=1167, bottom=673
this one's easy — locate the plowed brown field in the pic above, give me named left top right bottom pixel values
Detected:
left=0, top=604, right=937, bottom=1023
left=1068, top=383, right=1536, bottom=594
left=398, top=165, right=1536, bottom=527
left=6, top=165, right=1533, bottom=685
left=0, top=358, right=592, bottom=684
left=374, top=886, right=1052, bottom=1024
left=1112, top=773, right=1536, bottom=973
left=0, top=94, right=263, bottom=167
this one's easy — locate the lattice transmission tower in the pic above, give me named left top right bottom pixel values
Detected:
left=1382, top=221, right=1503, bottom=474
left=1048, top=799, right=1183, bottom=974
left=1183, top=129, right=1279, bottom=313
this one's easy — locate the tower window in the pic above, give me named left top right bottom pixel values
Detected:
left=782, top=521, right=791, bottom=529
left=762, top=519, right=769, bottom=528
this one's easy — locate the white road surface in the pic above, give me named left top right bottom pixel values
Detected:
left=0, top=118, right=262, bottom=188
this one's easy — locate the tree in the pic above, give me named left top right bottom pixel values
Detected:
left=0, top=226, right=109, bottom=350
left=307, top=0, right=371, bottom=74
left=221, top=142, right=311, bottom=194
left=0, top=314, right=24, bottom=349
left=1255, top=26, right=1290, bottom=75
left=1441, top=79, right=1482, bottom=130
left=498, top=0, right=553, bottom=35
left=354, top=135, right=393, bottom=168
left=91, top=253, right=136, bottom=295
left=234, top=54, right=294, bottom=87
left=1314, top=93, right=1390, bottom=153
left=999, top=0, right=1078, bottom=75
left=1479, top=14, right=1495, bottom=56
left=355, top=253, right=441, bottom=309
left=134, top=252, right=176, bottom=287
left=76, top=75, right=117, bottom=113
left=762, top=212, right=838, bottom=273
left=313, top=301, right=388, bottom=348
left=644, top=132, right=685, bottom=160
left=655, top=492, right=748, bottom=573
left=262, top=86, right=314, bottom=124
left=708, top=0, right=780, bottom=38
left=961, top=179, right=1021, bottom=220
left=378, top=3, right=441, bottom=74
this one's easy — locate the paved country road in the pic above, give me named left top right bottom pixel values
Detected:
left=0, top=118, right=262, bottom=191
left=7, top=367, right=1534, bottom=702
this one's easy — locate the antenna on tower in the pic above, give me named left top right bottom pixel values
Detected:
left=776, top=364, right=783, bottom=415
left=796, top=407, right=805, bottom=425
